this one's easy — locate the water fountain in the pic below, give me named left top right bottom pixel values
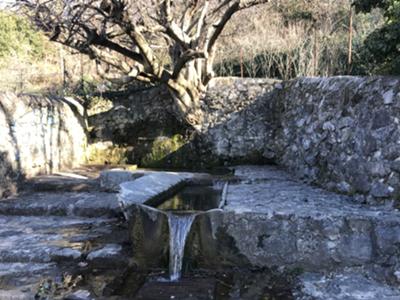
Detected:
left=155, top=184, right=224, bottom=281
left=167, top=213, right=197, bottom=281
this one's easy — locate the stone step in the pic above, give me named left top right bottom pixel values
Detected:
left=26, top=174, right=99, bottom=193
left=0, top=262, right=57, bottom=286
left=0, top=214, right=131, bottom=297
left=0, top=192, right=121, bottom=218
left=0, top=215, right=129, bottom=265
left=296, top=270, right=400, bottom=300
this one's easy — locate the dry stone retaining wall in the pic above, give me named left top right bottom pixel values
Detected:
left=82, top=75, right=400, bottom=205
left=275, top=77, right=400, bottom=204
left=201, top=76, right=400, bottom=204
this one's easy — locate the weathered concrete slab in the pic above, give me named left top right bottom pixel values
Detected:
left=99, top=169, right=145, bottom=192
left=26, top=174, right=98, bottom=192
left=102, top=169, right=211, bottom=194
left=0, top=289, right=35, bottom=300
left=118, top=172, right=193, bottom=215
left=0, top=192, right=121, bottom=218
left=189, top=165, right=400, bottom=275
left=86, top=244, right=127, bottom=268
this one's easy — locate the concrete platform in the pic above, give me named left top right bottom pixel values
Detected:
left=184, top=166, right=400, bottom=293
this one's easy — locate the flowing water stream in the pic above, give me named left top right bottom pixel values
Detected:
left=167, top=213, right=197, bottom=281
left=156, top=185, right=222, bottom=281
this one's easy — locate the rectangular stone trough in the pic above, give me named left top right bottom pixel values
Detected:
left=117, top=171, right=223, bottom=268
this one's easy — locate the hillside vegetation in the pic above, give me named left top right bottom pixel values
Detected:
left=0, top=10, right=96, bottom=94
left=0, top=0, right=394, bottom=95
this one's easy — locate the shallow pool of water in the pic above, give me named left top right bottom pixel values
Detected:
left=156, top=185, right=222, bottom=212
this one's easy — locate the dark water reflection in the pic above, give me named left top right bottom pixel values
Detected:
left=102, top=268, right=295, bottom=300
left=156, top=186, right=222, bottom=212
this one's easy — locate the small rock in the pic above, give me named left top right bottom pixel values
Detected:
left=369, top=162, right=390, bottom=177
left=390, top=160, right=400, bottom=173
left=337, top=181, right=351, bottom=193
left=383, top=90, right=394, bottom=104
left=51, top=248, right=82, bottom=262
left=338, top=117, right=354, bottom=129
left=383, top=146, right=400, bottom=160
left=64, top=289, right=94, bottom=300
left=296, top=118, right=306, bottom=127
left=372, top=109, right=391, bottom=129
left=371, top=182, right=392, bottom=198
left=322, top=121, right=335, bottom=131
left=394, top=270, right=400, bottom=282
left=78, top=261, right=88, bottom=268
left=350, top=175, right=371, bottom=194
left=302, top=139, right=311, bottom=150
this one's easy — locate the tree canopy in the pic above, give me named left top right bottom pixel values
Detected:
left=17, top=0, right=269, bottom=128
left=353, top=0, right=400, bottom=74
left=0, top=10, right=45, bottom=60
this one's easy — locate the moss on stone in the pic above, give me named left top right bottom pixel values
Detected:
left=86, top=142, right=131, bottom=165
left=140, top=134, right=186, bottom=168
left=86, top=96, right=113, bottom=117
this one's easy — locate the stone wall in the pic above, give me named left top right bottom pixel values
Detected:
left=87, top=75, right=400, bottom=204
left=0, top=92, right=87, bottom=197
left=88, top=86, right=188, bottom=165
left=200, top=76, right=400, bottom=204
left=200, top=77, right=281, bottom=162
left=274, top=77, right=400, bottom=204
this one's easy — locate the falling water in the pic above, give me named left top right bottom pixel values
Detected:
left=168, top=213, right=196, bottom=281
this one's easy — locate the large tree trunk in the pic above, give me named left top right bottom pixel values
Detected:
left=167, top=76, right=204, bottom=131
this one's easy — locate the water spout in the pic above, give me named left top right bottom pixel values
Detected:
left=168, top=213, right=196, bottom=281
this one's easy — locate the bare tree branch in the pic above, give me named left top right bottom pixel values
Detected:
left=17, top=0, right=269, bottom=127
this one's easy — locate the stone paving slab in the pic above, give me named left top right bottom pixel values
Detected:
left=26, top=175, right=98, bottom=193
left=0, top=192, right=121, bottom=218
left=0, top=216, right=127, bottom=264
left=0, top=262, right=57, bottom=286
left=296, top=270, right=400, bottom=300
left=99, top=169, right=145, bottom=192
left=226, top=167, right=398, bottom=219
left=0, top=213, right=131, bottom=297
